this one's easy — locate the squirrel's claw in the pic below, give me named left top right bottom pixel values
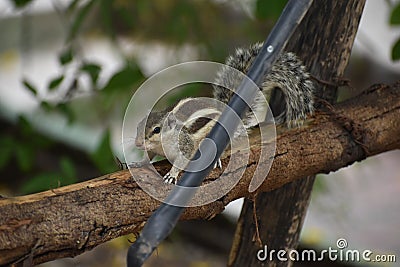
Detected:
left=163, top=173, right=177, bottom=184
left=213, top=159, right=222, bottom=169
left=163, top=159, right=220, bottom=185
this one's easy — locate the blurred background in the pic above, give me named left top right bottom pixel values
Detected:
left=0, top=0, right=399, bottom=266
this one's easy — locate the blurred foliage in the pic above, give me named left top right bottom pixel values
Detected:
left=90, top=131, right=118, bottom=174
left=20, top=156, right=77, bottom=194
left=9, top=0, right=33, bottom=8
left=10, top=117, right=52, bottom=172
left=0, top=116, right=83, bottom=194
left=2, top=0, right=288, bottom=194
left=256, top=0, right=287, bottom=20
left=389, top=1, right=400, bottom=60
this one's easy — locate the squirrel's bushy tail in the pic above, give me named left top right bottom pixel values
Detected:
left=213, top=42, right=315, bottom=128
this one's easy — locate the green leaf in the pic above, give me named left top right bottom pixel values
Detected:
left=80, top=62, right=101, bottom=86
left=40, top=101, right=53, bottom=112
left=312, top=175, right=328, bottom=195
left=48, top=75, right=64, bottom=90
left=60, top=157, right=77, bottom=184
left=11, top=0, right=33, bottom=8
left=0, top=136, right=14, bottom=170
left=17, top=116, right=33, bottom=137
left=91, top=131, right=117, bottom=173
left=118, top=6, right=135, bottom=28
left=100, top=0, right=115, bottom=39
left=390, top=3, right=400, bottom=25
left=68, top=0, right=96, bottom=41
left=392, top=38, right=400, bottom=61
left=15, top=115, right=51, bottom=148
left=22, top=78, right=38, bottom=96
left=67, top=0, right=80, bottom=13
left=256, top=0, right=288, bottom=20
left=20, top=172, right=60, bottom=194
left=57, top=103, right=75, bottom=124
left=102, top=64, right=144, bottom=92
left=59, top=48, right=74, bottom=65
left=15, top=145, right=33, bottom=172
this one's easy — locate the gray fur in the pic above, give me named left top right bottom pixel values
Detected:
left=213, top=42, right=314, bottom=128
left=135, top=42, right=315, bottom=183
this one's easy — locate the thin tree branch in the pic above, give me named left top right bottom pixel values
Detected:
left=1, top=81, right=399, bottom=265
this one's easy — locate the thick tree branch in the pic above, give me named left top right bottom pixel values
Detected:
left=1, top=82, right=399, bottom=265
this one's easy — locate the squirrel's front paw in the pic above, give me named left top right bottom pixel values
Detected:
left=163, top=173, right=177, bottom=184
left=213, top=159, right=222, bottom=169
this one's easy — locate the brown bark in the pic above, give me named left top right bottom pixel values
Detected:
left=0, top=81, right=399, bottom=265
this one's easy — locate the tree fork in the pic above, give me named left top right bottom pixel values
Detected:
left=228, top=1, right=366, bottom=266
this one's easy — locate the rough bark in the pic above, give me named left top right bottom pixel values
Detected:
left=228, top=1, right=366, bottom=266
left=0, top=81, right=399, bottom=266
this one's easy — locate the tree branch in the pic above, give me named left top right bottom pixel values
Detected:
left=1, top=81, right=399, bottom=265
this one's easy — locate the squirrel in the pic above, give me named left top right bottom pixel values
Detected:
left=135, top=42, right=315, bottom=184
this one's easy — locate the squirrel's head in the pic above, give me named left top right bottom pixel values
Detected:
left=135, top=110, right=182, bottom=156
left=135, top=97, right=224, bottom=161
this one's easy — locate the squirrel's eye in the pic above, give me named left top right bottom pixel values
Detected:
left=152, top=127, right=161, bottom=134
